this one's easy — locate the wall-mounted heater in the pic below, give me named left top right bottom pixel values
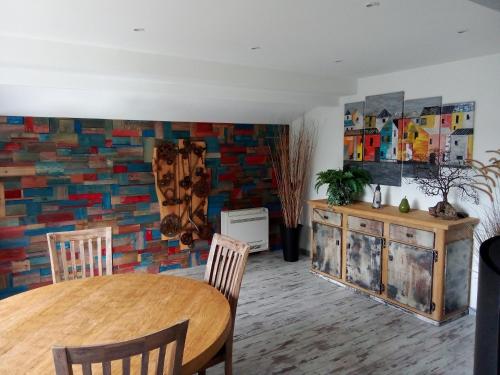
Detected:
left=221, top=207, right=269, bottom=253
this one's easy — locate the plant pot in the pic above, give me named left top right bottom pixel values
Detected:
left=474, top=235, right=500, bottom=375
left=280, top=224, right=303, bottom=262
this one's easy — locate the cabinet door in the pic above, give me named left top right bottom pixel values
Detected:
left=312, top=222, right=342, bottom=278
left=387, top=242, right=434, bottom=313
left=346, top=231, right=382, bottom=292
left=444, top=238, right=473, bottom=315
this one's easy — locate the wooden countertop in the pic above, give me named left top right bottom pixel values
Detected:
left=308, top=200, right=479, bottom=230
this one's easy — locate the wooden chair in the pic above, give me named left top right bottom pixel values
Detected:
left=47, top=227, right=113, bottom=283
left=52, top=319, right=189, bottom=375
left=198, top=233, right=250, bottom=375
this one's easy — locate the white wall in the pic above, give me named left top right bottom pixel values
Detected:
left=0, top=35, right=356, bottom=124
left=299, top=53, right=500, bottom=309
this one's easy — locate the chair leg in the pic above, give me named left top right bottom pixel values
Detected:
left=224, top=339, right=233, bottom=375
left=198, top=370, right=206, bottom=375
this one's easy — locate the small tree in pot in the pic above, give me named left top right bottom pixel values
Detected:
left=409, top=151, right=480, bottom=219
left=270, top=121, right=316, bottom=262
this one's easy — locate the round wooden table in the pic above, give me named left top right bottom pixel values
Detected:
left=0, top=273, right=231, bottom=375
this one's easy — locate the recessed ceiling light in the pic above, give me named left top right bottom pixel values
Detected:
left=250, top=46, right=261, bottom=50
left=366, top=1, right=380, bottom=8
left=133, top=27, right=145, bottom=32
left=457, top=29, right=469, bottom=34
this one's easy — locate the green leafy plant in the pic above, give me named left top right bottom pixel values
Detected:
left=315, top=167, right=371, bottom=206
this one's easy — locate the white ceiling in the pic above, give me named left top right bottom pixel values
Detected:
left=0, top=0, right=499, bottom=123
left=1, top=0, right=499, bottom=78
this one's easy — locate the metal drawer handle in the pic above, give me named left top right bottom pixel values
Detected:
left=336, top=240, right=340, bottom=246
left=406, top=233, right=414, bottom=238
left=360, top=223, right=367, bottom=228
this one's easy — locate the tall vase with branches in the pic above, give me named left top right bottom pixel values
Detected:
left=470, top=149, right=500, bottom=246
left=270, top=121, right=316, bottom=261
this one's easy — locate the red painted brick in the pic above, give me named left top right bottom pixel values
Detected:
left=118, top=225, right=141, bottom=234
left=5, top=189, right=22, bottom=199
left=245, top=155, right=267, bottom=165
left=121, top=195, right=150, bottom=204
left=4, top=142, right=21, bottom=151
left=68, top=193, right=103, bottom=205
left=83, top=173, right=98, bottom=181
left=38, top=212, right=75, bottom=224
left=0, top=248, right=26, bottom=262
left=220, top=145, right=246, bottom=153
left=113, top=244, right=135, bottom=253
left=221, top=155, right=238, bottom=165
left=24, top=117, right=34, bottom=132
left=0, top=227, right=25, bottom=240
left=112, top=129, right=140, bottom=137
left=113, top=165, right=128, bottom=173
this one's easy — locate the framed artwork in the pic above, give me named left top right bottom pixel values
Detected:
left=441, top=101, right=475, bottom=165
left=343, top=101, right=365, bottom=163
left=401, top=96, right=442, bottom=177
left=362, top=91, right=404, bottom=186
left=341, top=94, right=475, bottom=186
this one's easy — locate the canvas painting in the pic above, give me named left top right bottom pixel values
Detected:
left=441, top=101, right=475, bottom=165
left=362, top=91, right=404, bottom=186
left=344, top=101, right=365, bottom=162
left=400, top=96, right=442, bottom=177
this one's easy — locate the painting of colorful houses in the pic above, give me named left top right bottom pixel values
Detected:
left=343, top=101, right=364, bottom=162
left=400, top=97, right=442, bottom=177
left=361, top=91, right=404, bottom=186
left=342, top=93, right=475, bottom=186
left=441, top=102, right=475, bottom=165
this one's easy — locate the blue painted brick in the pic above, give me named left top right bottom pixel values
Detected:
left=7, top=116, right=23, bottom=125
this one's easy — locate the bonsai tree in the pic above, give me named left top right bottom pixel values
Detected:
left=410, top=151, right=479, bottom=219
left=315, top=166, right=371, bottom=206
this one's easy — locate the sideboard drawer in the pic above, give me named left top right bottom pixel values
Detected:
left=389, top=224, right=435, bottom=249
left=312, top=208, right=342, bottom=227
left=348, top=216, right=383, bottom=236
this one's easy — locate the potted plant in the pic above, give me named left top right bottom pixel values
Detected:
left=269, top=121, right=315, bottom=262
left=314, top=166, right=371, bottom=206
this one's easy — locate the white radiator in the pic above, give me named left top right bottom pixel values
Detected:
left=221, top=207, right=269, bottom=253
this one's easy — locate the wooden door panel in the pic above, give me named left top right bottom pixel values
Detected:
left=387, top=242, right=434, bottom=313
left=346, top=231, right=382, bottom=292
left=312, top=222, right=342, bottom=278
left=444, top=239, right=473, bottom=314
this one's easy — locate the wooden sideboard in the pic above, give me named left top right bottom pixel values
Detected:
left=308, top=200, right=479, bottom=324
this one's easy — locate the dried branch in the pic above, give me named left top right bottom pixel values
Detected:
left=269, top=121, right=316, bottom=228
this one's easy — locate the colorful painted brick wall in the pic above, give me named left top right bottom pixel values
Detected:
left=0, top=117, right=285, bottom=299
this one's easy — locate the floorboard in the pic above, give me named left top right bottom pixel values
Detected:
left=163, top=251, right=475, bottom=375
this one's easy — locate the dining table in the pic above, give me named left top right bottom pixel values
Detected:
left=0, top=273, right=231, bottom=375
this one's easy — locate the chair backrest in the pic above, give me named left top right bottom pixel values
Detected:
left=47, top=227, right=113, bottom=283
left=204, top=233, right=250, bottom=319
left=52, top=319, right=189, bottom=375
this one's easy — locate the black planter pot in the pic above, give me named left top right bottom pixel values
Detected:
left=280, top=224, right=302, bottom=262
left=474, top=235, right=500, bottom=375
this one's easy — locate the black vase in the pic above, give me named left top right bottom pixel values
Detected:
left=474, top=235, right=500, bottom=375
left=280, top=224, right=302, bottom=262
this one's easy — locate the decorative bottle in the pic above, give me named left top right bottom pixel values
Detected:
left=372, top=184, right=382, bottom=209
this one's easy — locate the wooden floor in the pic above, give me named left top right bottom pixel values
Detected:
left=164, top=251, right=475, bottom=375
